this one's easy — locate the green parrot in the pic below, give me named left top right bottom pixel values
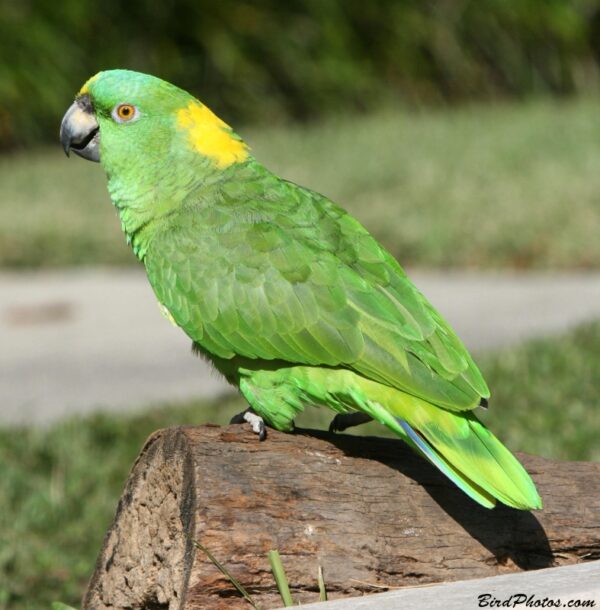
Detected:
left=60, top=69, right=541, bottom=510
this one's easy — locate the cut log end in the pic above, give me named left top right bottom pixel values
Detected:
left=83, top=425, right=600, bottom=610
left=84, top=430, right=196, bottom=609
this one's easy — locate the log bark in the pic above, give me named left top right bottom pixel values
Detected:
left=82, top=425, right=600, bottom=610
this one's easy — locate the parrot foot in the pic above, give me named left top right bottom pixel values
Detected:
left=329, top=412, right=373, bottom=433
left=230, top=409, right=267, bottom=441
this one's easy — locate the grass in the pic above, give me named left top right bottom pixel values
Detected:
left=1, top=96, right=600, bottom=269
left=194, top=541, right=260, bottom=609
left=1, top=320, right=598, bottom=610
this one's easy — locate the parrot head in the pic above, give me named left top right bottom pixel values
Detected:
left=60, top=70, right=187, bottom=163
left=60, top=69, right=250, bottom=174
left=60, top=70, right=252, bottom=252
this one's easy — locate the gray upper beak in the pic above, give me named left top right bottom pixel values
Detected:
left=60, top=95, right=100, bottom=162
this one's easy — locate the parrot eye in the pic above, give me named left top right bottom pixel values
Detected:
left=112, top=103, right=139, bottom=123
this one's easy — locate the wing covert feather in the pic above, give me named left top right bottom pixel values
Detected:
left=145, top=176, right=489, bottom=410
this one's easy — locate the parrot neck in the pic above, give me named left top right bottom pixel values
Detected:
left=106, top=175, right=169, bottom=260
left=104, top=152, right=259, bottom=261
left=104, top=152, right=221, bottom=260
left=99, top=98, right=255, bottom=260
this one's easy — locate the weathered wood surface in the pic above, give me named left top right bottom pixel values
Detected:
left=82, top=425, right=600, bottom=610
left=291, top=561, right=600, bottom=609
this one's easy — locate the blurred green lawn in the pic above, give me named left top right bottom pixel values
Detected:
left=1, top=321, right=599, bottom=610
left=1, top=96, right=600, bottom=269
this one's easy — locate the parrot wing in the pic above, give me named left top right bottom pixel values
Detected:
left=145, top=175, right=489, bottom=412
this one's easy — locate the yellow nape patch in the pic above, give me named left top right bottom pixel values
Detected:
left=79, top=73, right=101, bottom=96
left=176, top=102, right=249, bottom=168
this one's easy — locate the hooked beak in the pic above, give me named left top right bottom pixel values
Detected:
left=60, top=95, right=100, bottom=162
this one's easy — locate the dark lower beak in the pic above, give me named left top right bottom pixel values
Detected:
left=60, top=96, right=100, bottom=162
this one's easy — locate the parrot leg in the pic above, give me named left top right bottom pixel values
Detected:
left=230, top=408, right=267, bottom=441
left=329, top=411, right=373, bottom=433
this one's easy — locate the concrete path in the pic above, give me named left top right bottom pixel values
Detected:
left=2, top=269, right=600, bottom=426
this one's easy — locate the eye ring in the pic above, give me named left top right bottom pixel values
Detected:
left=112, top=103, right=139, bottom=123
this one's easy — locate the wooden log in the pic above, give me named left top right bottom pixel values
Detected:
left=82, top=425, right=600, bottom=610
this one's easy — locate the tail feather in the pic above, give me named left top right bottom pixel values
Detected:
left=405, top=407, right=541, bottom=510
left=396, top=418, right=496, bottom=508
left=350, top=382, right=542, bottom=510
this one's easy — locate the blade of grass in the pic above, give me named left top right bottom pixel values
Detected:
left=51, top=604, right=79, bottom=610
left=268, top=549, right=293, bottom=607
left=318, top=565, right=327, bottom=602
left=193, top=540, right=260, bottom=609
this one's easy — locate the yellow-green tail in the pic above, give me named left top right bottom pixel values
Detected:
left=355, top=383, right=542, bottom=510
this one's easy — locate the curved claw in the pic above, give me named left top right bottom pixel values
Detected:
left=329, top=416, right=341, bottom=434
left=258, top=422, right=267, bottom=442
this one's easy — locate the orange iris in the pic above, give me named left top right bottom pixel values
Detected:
left=116, top=104, right=135, bottom=121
